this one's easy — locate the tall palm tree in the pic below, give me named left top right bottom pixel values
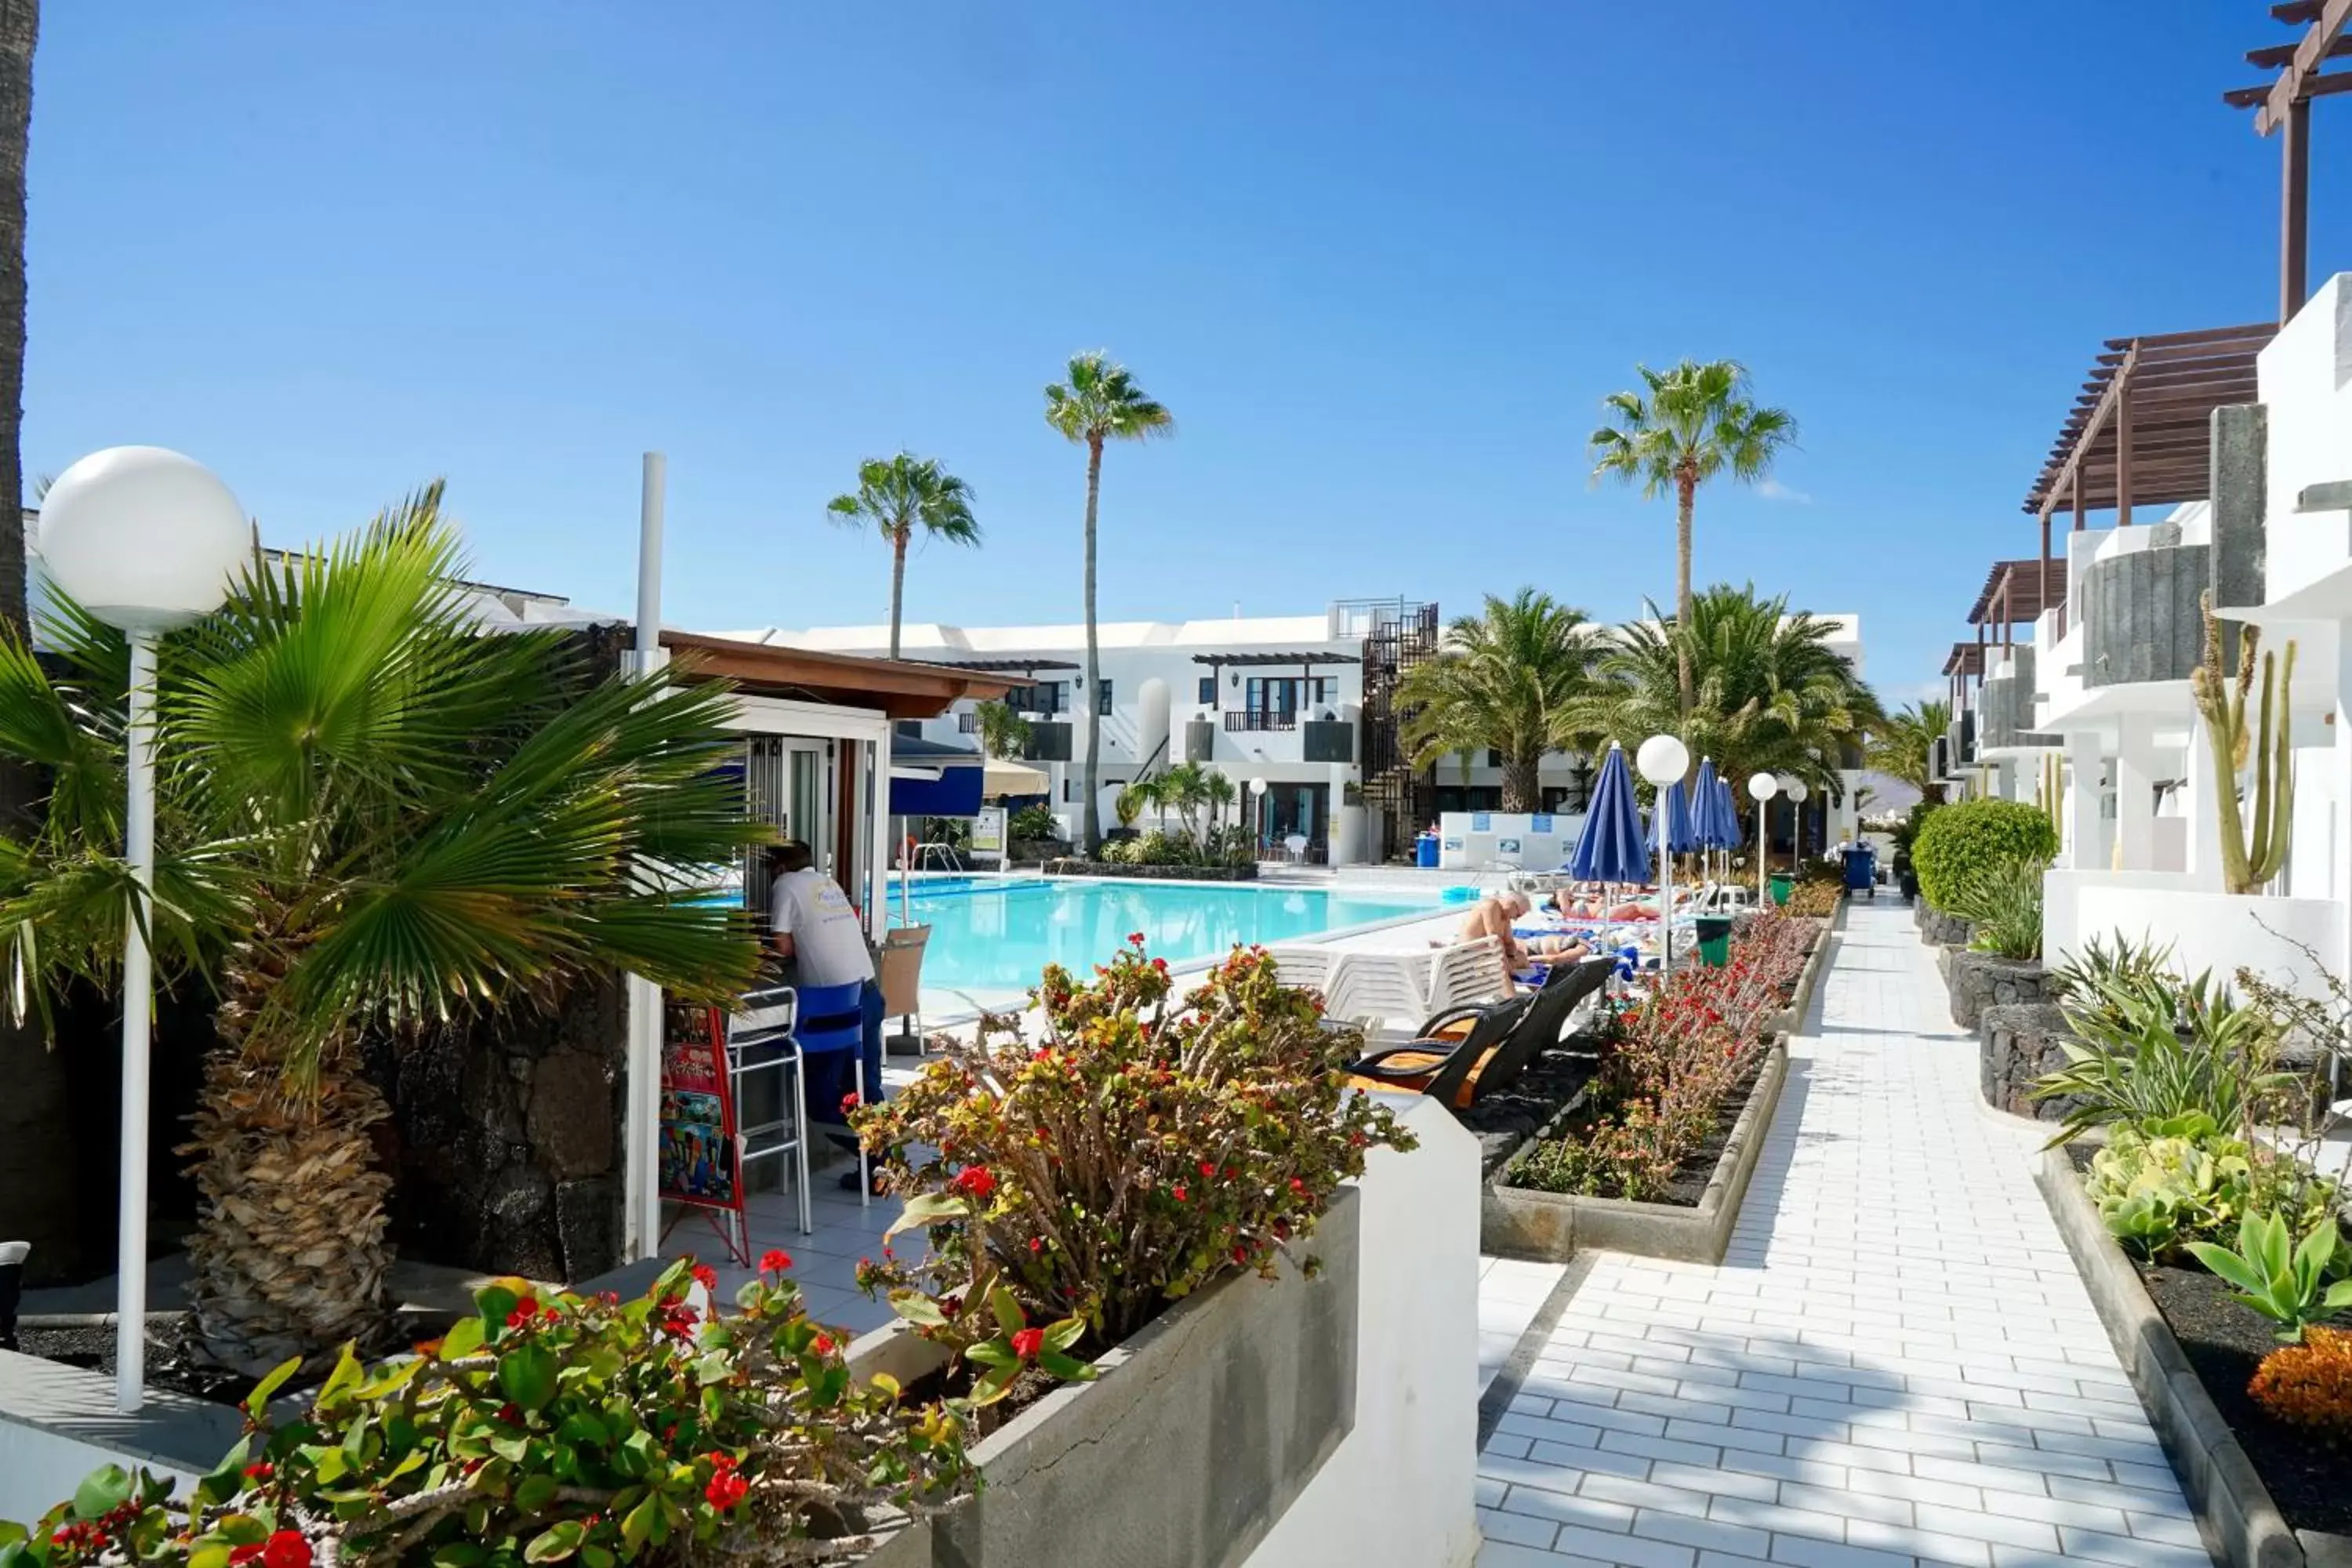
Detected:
left=0, top=0, right=56, bottom=1282
left=1589, top=360, right=1797, bottom=715
left=1868, top=699, right=1952, bottom=805
left=1568, top=583, right=1881, bottom=806
left=824, top=452, right=979, bottom=661
left=0, top=492, right=766, bottom=1370
left=1044, top=352, right=1173, bottom=853
left=1396, top=589, right=1599, bottom=812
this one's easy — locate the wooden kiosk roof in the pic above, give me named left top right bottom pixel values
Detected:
left=659, top=630, right=1015, bottom=719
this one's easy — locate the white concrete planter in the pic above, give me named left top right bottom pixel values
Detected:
left=0, top=1349, right=234, bottom=1522
left=853, top=1186, right=1361, bottom=1568
left=2044, top=872, right=2343, bottom=1002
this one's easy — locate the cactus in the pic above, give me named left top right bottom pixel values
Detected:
left=2190, top=590, right=2296, bottom=895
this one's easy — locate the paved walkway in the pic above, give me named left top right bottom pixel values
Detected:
left=1475, top=899, right=2212, bottom=1568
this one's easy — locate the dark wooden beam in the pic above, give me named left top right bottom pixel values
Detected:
left=2245, top=32, right=2352, bottom=68
left=2255, top=0, right=2352, bottom=133
left=2285, top=96, right=2310, bottom=320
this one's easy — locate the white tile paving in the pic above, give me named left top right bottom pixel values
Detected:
left=1473, top=901, right=2212, bottom=1567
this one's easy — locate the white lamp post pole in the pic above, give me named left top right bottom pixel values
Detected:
left=1635, top=735, right=1690, bottom=970
left=1748, top=772, right=1779, bottom=906
left=1784, top=777, right=1810, bottom=876
left=37, top=448, right=249, bottom=1413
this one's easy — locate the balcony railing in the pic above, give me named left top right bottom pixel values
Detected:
left=1223, top=710, right=1298, bottom=732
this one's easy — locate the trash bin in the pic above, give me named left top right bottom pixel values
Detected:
left=1768, top=873, right=1794, bottom=908
left=1414, top=833, right=1439, bottom=869
left=1694, top=915, right=1733, bottom=968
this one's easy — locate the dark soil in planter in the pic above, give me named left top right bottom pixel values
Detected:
left=16, top=1321, right=284, bottom=1409
left=1457, top=1045, right=1602, bottom=1180
left=2135, top=1260, right=2352, bottom=1536
left=1509, top=1049, right=1770, bottom=1207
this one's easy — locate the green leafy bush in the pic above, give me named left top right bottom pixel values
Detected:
left=1007, top=804, right=1062, bottom=842
left=1949, top=853, right=2049, bottom=960
left=851, top=938, right=1414, bottom=1350
left=2188, top=1210, right=2352, bottom=1343
left=2087, top=1117, right=2254, bottom=1259
left=2034, top=964, right=2294, bottom=1145
left=2, top=1259, right=973, bottom=1567
left=1911, top=798, right=2056, bottom=911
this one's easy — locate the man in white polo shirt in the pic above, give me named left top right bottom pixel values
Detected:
left=768, top=840, right=883, bottom=1188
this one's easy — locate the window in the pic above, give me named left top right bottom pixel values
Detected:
left=1313, top=677, right=1337, bottom=706
left=1008, top=681, right=1065, bottom=716
left=1198, top=676, right=1215, bottom=705
left=1062, top=777, right=1074, bottom=802
left=1098, top=679, right=1114, bottom=716
left=895, top=720, right=921, bottom=738
left=1486, top=749, right=1503, bottom=768
left=957, top=710, right=978, bottom=733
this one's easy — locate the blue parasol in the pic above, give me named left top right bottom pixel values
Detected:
left=1692, top=758, right=1739, bottom=849
left=1645, top=776, right=1699, bottom=856
left=1570, top=741, right=1650, bottom=884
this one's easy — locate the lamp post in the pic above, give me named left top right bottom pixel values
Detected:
left=1783, top=777, right=1811, bottom=873
left=36, top=448, right=249, bottom=1413
left=1249, top=776, right=1268, bottom=851
left=1635, top=735, right=1690, bottom=968
left=1747, top=772, right=1779, bottom=905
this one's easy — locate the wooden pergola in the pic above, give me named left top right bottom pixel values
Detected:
left=2224, top=0, right=2352, bottom=323
left=1942, top=641, right=1987, bottom=713
left=2019, top=321, right=2274, bottom=626
left=1967, top=557, right=2071, bottom=652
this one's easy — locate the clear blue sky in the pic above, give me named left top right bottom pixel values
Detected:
left=24, top=4, right=2342, bottom=705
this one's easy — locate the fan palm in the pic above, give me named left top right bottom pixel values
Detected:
left=1396, top=589, right=1599, bottom=811
left=824, top=452, right=980, bottom=660
left=1569, top=583, right=1880, bottom=805
left=1044, top=352, right=1173, bottom=853
left=1868, top=699, right=1951, bottom=805
left=0, top=489, right=766, bottom=1370
left=1589, top=360, right=1797, bottom=715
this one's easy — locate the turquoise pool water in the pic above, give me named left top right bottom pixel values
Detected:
left=897, top=877, right=1445, bottom=1007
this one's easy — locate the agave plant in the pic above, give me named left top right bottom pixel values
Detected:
left=2034, top=964, right=2295, bottom=1149
left=1947, top=853, right=2047, bottom=960
left=0, top=490, right=767, bottom=1371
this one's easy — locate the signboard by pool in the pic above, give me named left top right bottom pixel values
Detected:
left=1437, top=811, right=1586, bottom=871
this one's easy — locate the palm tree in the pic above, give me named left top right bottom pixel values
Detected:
left=0, top=0, right=56, bottom=1282
left=1396, top=589, right=1599, bottom=812
left=1867, top=699, right=1951, bottom=805
left=1569, top=583, right=1881, bottom=807
left=0, top=491, right=766, bottom=1370
left=1589, top=360, right=1797, bottom=715
left=971, top=699, right=1030, bottom=761
left=1044, top=352, right=1173, bottom=853
left=825, top=452, right=979, bottom=661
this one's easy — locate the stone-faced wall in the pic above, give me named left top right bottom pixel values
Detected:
left=1980, top=1002, right=2075, bottom=1123
left=1944, top=949, right=2050, bottom=1031
left=369, top=972, right=628, bottom=1284
left=1918, top=907, right=1974, bottom=949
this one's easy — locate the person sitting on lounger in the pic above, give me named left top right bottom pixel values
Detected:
left=1460, top=891, right=1591, bottom=985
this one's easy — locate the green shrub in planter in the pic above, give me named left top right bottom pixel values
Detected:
left=1947, top=852, right=2049, bottom=960
left=1, top=1260, right=975, bottom=1567
left=1911, top=798, right=2056, bottom=912
left=1008, top=804, right=1062, bottom=841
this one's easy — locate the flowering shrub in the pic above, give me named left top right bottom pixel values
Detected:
left=2250, top=1324, right=2352, bottom=1438
left=1784, top=881, right=1840, bottom=919
left=0, top=1258, right=971, bottom=1567
left=1509, top=915, right=1814, bottom=1202
left=851, top=937, right=1416, bottom=1374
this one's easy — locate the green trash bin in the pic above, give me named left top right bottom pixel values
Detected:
left=1694, top=915, right=1733, bottom=967
left=1768, top=873, right=1794, bottom=908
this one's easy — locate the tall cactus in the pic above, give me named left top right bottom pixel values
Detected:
left=2190, top=590, right=2296, bottom=895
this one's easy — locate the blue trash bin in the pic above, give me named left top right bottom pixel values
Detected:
left=1415, top=833, right=1440, bottom=869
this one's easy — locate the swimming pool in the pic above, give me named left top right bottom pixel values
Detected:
left=896, top=876, right=1446, bottom=1014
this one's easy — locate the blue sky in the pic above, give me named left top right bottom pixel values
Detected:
left=24, top=4, right=2342, bottom=703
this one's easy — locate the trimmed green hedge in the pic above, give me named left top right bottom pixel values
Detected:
left=1912, top=798, right=2057, bottom=912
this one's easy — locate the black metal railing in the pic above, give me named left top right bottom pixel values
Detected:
left=1223, top=710, right=1298, bottom=732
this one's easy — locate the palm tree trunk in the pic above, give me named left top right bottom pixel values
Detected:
left=1080, top=437, right=1104, bottom=853
left=1502, top=753, right=1540, bottom=814
left=887, top=527, right=909, bottom=662
left=183, top=949, right=394, bottom=1374
left=0, top=0, right=63, bottom=1283
left=1675, top=470, right=1696, bottom=718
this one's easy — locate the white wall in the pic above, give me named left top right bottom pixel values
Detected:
left=1244, top=1093, right=1483, bottom=1568
left=2045, top=869, right=2344, bottom=1001
left=0, top=1352, right=212, bottom=1522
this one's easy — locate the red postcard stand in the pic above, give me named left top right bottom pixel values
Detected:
left=657, top=1000, right=750, bottom=1266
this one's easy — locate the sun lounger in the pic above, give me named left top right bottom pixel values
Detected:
left=1346, top=954, right=1614, bottom=1110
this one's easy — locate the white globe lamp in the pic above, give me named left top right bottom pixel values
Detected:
left=38, top=447, right=245, bottom=1415
left=1784, top=777, right=1811, bottom=872
left=38, top=446, right=249, bottom=633
left=1635, top=732, right=1690, bottom=787
left=1747, top=772, right=1778, bottom=902
left=1635, top=735, right=1691, bottom=967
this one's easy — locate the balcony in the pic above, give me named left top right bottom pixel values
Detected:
left=1301, top=720, right=1356, bottom=764
left=1224, top=709, right=1298, bottom=732
left=1976, top=644, right=2059, bottom=753
left=2078, top=521, right=2209, bottom=689
left=1021, top=722, right=1073, bottom=763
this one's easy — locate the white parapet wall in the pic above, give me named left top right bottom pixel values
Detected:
left=2045, top=869, right=2344, bottom=998
left=0, top=1350, right=229, bottom=1523
left=1244, top=1091, right=1483, bottom=1568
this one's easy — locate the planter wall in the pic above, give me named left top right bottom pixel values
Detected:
left=1917, top=906, right=1974, bottom=949
left=0, top=1349, right=229, bottom=1521
left=1045, top=860, right=1259, bottom=882
left=1941, top=948, right=2049, bottom=1031
left=1977, top=1002, right=2077, bottom=1122
left=1482, top=1040, right=1789, bottom=1266
left=2035, top=1150, right=2352, bottom=1568
left=858, top=1188, right=1360, bottom=1568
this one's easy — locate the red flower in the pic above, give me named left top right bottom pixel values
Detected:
left=951, top=1166, right=997, bottom=1201
left=704, top=1466, right=750, bottom=1511
left=1173, top=1183, right=1188, bottom=1202
left=229, top=1547, right=265, bottom=1566
left=241, top=1460, right=274, bottom=1482
left=662, top=1304, right=701, bottom=1339
left=1232, top=1244, right=1249, bottom=1264
left=1151, top=957, right=1168, bottom=973
left=1010, top=1327, right=1044, bottom=1360
left=1031, top=1047, right=1054, bottom=1062
left=1288, top=1177, right=1305, bottom=1195
left=1198, top=1160, right=1216, bottom=1178
left=1127, top=931, right=1145, bottom=946
left=261, top=1531, right=312, bottom=1568
left=812, top=1332, right=837, bottom=1355
left=760, top=1248, right=793, bottom=1275
left=840, top=1091, right=861, bottom=1114
left=1029, top=1236, right=1044, bottom=1253
left=691, top=1263, right=719, bottom=1293
left=505, top=1297, right=539, bottom=1329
